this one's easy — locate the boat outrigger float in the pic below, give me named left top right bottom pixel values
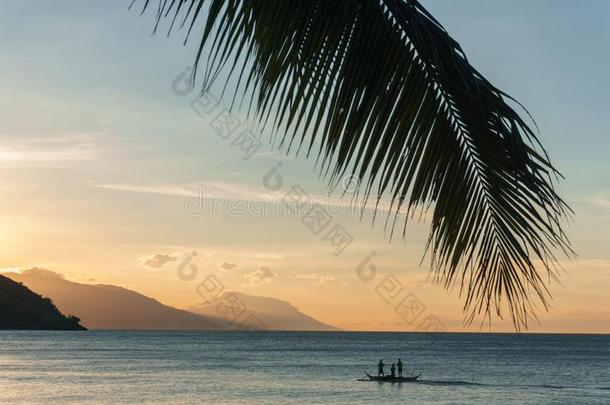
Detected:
left=358, top=372, right=421, bottom=382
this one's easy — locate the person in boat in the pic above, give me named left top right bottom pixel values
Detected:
left=390, top=363, right=396, bottom=378
left=377, top=359, right=385, bottom=376
left=397, top=358, right=403, bottom=377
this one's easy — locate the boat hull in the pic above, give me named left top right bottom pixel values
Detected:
left=358, top=372, right=421, bottom=382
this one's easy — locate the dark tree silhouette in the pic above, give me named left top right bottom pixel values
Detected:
left=0, top=275, right=86, bottom=330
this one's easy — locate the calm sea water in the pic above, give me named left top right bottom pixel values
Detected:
left=0, top=331, right=609, bottom=404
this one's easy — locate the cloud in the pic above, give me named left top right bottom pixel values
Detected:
left=218, top=261, right=239, bottom=271
left=245, top=267, right=275, bottom=285
left=96, top=184, right=196, bottom=197
left=140, top=253, right=178, bottom=269
left=253, top=252, right=286, bottom=261
left=0, top=135, right=98, bottom=167
left=0, top=267, right=22, bottom=274
left=591, top=195, right=610, bottom=209
left=578, top=195, right=610, bottom=217
left=96, top=180, right=275, bottom=200
left=296, top=273, right=336, bottom=284
left=20, top=267, right=65, bottom=279
left=94, top=179, right=421, bottom=218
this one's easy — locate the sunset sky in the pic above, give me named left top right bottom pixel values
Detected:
left=1, top=1, right=609, bottom=332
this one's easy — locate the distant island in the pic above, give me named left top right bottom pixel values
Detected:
left=0, top=274, right=86, bottom=330
left=188, top=291, right=340, bottom=331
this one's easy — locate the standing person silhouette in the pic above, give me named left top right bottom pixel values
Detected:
left=377, top=359, right=385, bottom=376
left=397, top=358, right=403, bottom=377
left=390, top=363, right=396, bottom=378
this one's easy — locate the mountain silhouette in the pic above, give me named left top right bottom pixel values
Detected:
left=5, top=268, right=222, bottom=330
left=188, top=291, right=340, bottom=331
left=0, top=274, right=85, bottom=330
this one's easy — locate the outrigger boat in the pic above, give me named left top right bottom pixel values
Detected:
left=358, top=372, right=421, bottom=382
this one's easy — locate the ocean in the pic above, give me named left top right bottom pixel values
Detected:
left=1, top=331, right=608, bottom=404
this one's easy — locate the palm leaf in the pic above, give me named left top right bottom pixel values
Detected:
left=133, top=0, right=573, bottom=330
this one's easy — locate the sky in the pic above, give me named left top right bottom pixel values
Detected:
left=1, top=0, right=609, bottom=332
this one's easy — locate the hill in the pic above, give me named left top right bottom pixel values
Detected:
left=188, top=291, right=340, bottom=331
left=0, top=274, right=86, bottom=330
left=5, top=268, right=222, bottom=330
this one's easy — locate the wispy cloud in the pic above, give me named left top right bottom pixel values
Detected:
left=590, top=195, right=610, bottom=209
left=0, top=267, right=22, bottom=274
left=95, top=179, right=423, bottom=218
left=253, top=252, right=286, bottom=261
left=296, top=273, right=336, bottom=284
left=97, top=183, right=196, bottom=197
left=0, top=135, right=98, bottom=166
left=96, top=180, right=279, bottom=201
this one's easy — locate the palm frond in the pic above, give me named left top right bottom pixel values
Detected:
left=134, top=0, right=574, bottom=330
